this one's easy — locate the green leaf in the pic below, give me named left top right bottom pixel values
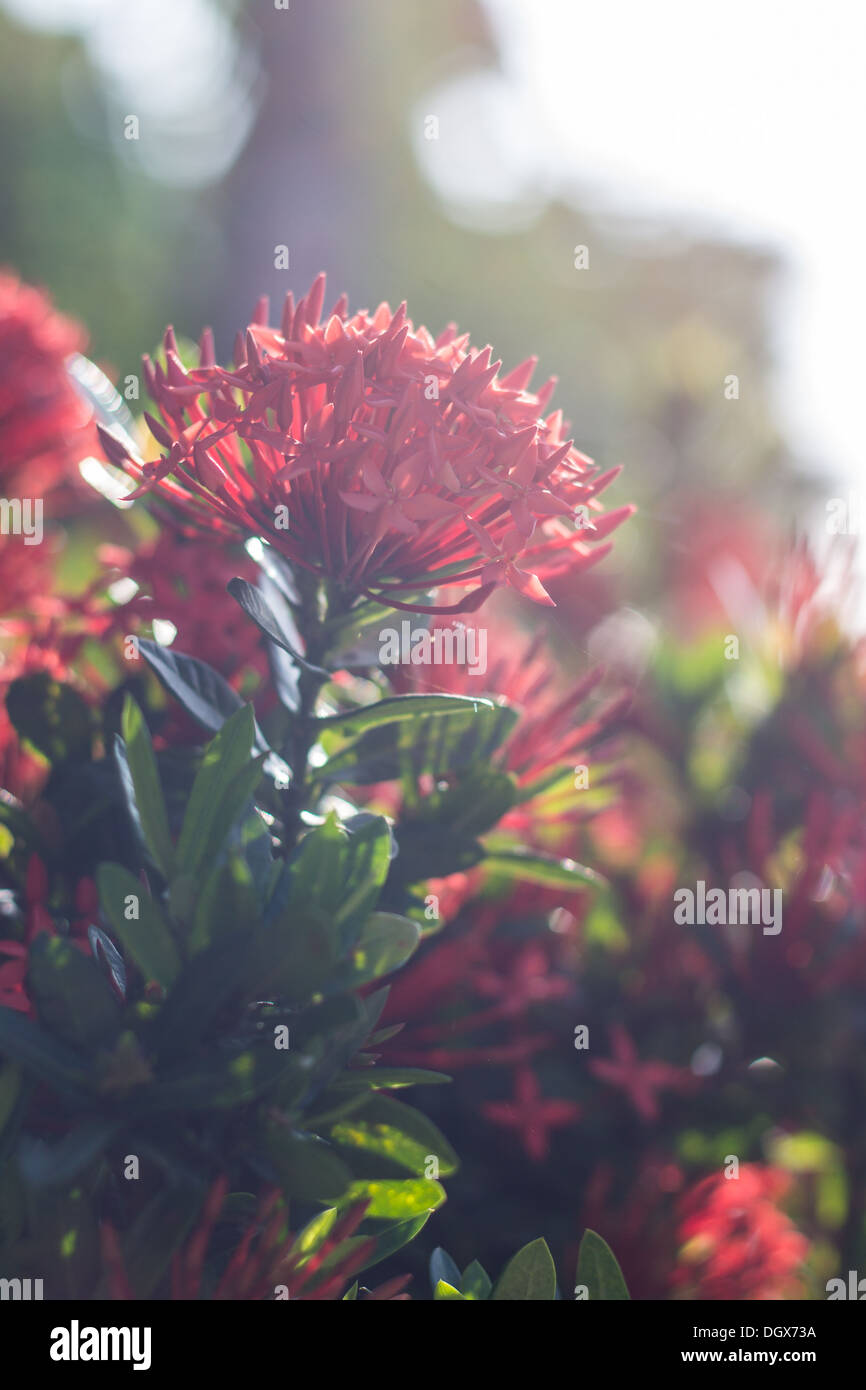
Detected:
left=268, top=812, right=392, bottom=949
left=97, top=863, right=181, bottom=989
left=188, top=851, right=257, bottom=957
left=330, top=1067, right=451, bottom=1091
left=434, top=1280, right=467, bottom=1300
left=576, top=1229, right=631, bottom=1300
left=227, top=577, right=328, bottom=677
left=317, top=692, right=496, bottom=738
left=245, top=909, right=340, bottom=1004
left=138, top=1045, right=290, bottom=1114
left=330, top=1094, right=458, bottom=1177
left=483, top=847, right=606, bottom=891
left=175, top=705, right=260, bottom=878
left=354, top=1212, right=433, bottom=1273
left=462, top=1259, right=492, bottom=1300
left=318, top=699, right=518, bottom=786
left=0, top=1009, right=91, bottom=1097
left=491, top=1237, right=557, bottom=1301
left=264, top=1125, right=353, bottom=1203
left=119, top=696, right=174, bottom=877
left=288, top=1204, right=340, bottom=1260
left=430, top=1246, right=462, bottom=1290
left=343, top=1178, right=445, bottom=1219
left=26, top=933, right=119, bottom=1052
left=331, top=912, right=420, bottom=989
left=17, top=1118, right=118, bottom=1188
left=139, top=638, right=266, bottom=748
left=388, top=766, right=517, bottom=886
left=5, top=673, right=93, bottom=764
left=145, top=929, right=248, bottom=1063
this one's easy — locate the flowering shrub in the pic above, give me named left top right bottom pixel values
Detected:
left=0, top=276, right=632, bottom=1300
left=0, top=273, right=861, bottom=1302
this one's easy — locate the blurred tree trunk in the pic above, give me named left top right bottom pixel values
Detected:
left=213, top=0, right=494, bottom=344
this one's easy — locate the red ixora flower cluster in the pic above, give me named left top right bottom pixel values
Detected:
left=673, top=1164, right=809, bottom=1300
left=97, top=274, right=632, bottom=613
left=0, top=272, right=93, bottom=500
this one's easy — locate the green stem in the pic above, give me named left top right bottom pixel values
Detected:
left=279, top=577, right=351, bottom=848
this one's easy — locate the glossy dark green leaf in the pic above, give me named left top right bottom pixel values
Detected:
left=17, top=1118, right=118, bottom=1188
left=137, top=1043, right=290, bottom=1114
left=264, top=1125, right=353, bottom=1202
left=244, top=908, right=340, bottom=1003
left=188, top=850, right=258, bottom=956
left=289, top=1205, right=432, bottom=1276
left=119, top=696, right=174, bottom=877
left=329, top=912, right=420, bottom=989
left=317, top=699, right=517, bottom=786
left=267, top=812, right=392, bottom=949
left=576, top=1228, right=631, bottom=1300
left=139, top=638, right=268, bottom=751
left=175, top=705, right=260, bottom=877
left=491, top=1237, right=557, bottom=1301
left=462, top=1259, right=493, bottom=1300
left=0, top=1009, right=91, bottom=1097
left=434, top=1280, right=467, bottom=1300
left=227, top=577, right=329, bottom=677
left=343, top=1177, right=444, bottom=1218
left=330, top=1067, right=451, bottom=1091
left=483, top=847, right=606, bottom=891
left=317, top=692, right=496, bottom=739
left=97, top=862, right=181, bottom=989
left=26, top=933, right=119, bottom=1052
left=430, top=1246, right=462, bottom=1291
left=330, top=1094, right=458, bottom=1177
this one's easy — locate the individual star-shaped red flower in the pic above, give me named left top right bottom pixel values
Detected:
left=473, top=942, right=571, bottom=1020
left=588, top=1025, right=694, bottom=1122
left=482, top=1064, right=581, bottom=1161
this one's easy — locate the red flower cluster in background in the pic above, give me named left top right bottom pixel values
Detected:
left=0, top=272, right=94, bottom=503
left=673, top=1165, right=808, bottom=1300
left=101, top=530, right=268, bottom=689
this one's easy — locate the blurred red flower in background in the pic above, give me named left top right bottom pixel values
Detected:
left=101, top=531, right=267, bottom=688
left=482, top=1063, right=582, bottom=1161
left=0, top=273, right=94, bottom=502
left=673, top=1164, right=809, bottom=1300
left=589, top=1024, right=696, bottom=1123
